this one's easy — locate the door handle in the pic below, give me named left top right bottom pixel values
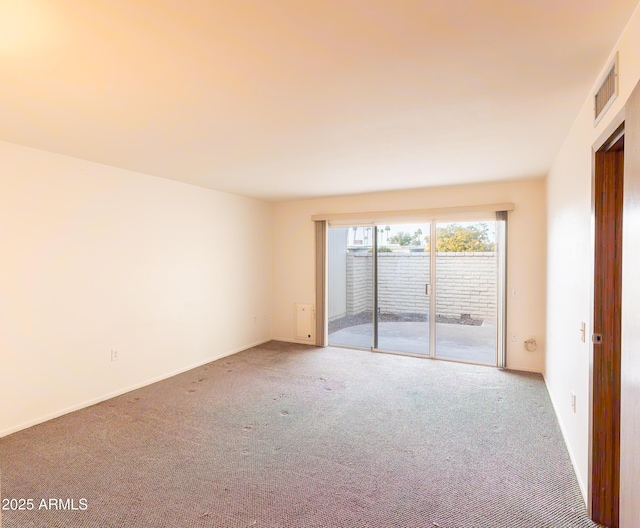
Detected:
left=425, top=284, right=431, bottom=295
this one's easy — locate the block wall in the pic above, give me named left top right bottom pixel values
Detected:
left=344, top=252, right=496, bottom=321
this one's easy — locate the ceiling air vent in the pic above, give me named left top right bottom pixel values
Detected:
left=594, top=55, right=618, bottom=126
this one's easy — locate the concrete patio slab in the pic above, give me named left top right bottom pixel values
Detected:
left=329, top=321, right=496, bottom=365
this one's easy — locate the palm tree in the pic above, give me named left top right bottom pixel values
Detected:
left=385, top=226, right=391, bottom=243
left=414, top=228, right=423, bottom=245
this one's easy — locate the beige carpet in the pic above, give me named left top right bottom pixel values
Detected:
left=0, top=341, right=601, bottom=527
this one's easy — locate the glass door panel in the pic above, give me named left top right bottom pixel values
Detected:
left=376, top=223, right=431, bottom=355
left=434, top=221, right=497, bottom=365
left=328, top=226, right=374, bottom=348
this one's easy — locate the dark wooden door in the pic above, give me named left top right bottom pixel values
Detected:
left=592, top=129, right=623, bottom=527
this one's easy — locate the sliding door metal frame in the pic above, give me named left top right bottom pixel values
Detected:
left=325, top=217, right=505, bottom=368
left=429, top=221, right=437, bottom=358
left=373, top=226, right=379, bottom=351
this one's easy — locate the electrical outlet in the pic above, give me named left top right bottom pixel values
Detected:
left=111, top=349, right=119, bottom=362
left=571, top=391, right=576, bottom=413
left=580, top=322, right=586, bottom=343
left=511, top=333, right=517, bottom=343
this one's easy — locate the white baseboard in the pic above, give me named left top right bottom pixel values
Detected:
left=504, top=365, right=544, bottom=374
left=271, top=336, right=318, bottom=345
left=0, top=339, right=271, bottom=438
left=542, top=373, right=588, bottom=505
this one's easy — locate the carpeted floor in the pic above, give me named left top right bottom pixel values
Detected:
left=0, top=341, right=601, bottom=527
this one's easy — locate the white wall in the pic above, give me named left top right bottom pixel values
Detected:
left=0, top=140, right=273, bottom=436
left=273, top=179, right=546, bottom=373
left=545, top=3, right=640, bottom=504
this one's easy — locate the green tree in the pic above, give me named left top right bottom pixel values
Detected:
left=388, top=231, right=412, bottom=246
left=436, top=223, right=495, bottom=252
left=412, top=229, right=423, bottom=245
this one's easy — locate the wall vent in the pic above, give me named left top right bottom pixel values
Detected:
left=595, top=55, right=618, bottom=126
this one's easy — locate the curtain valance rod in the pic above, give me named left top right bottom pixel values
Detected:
left=311, top=203, right=514, bottom=224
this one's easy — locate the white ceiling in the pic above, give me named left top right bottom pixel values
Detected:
left=1, top=1, right=638, bottom=201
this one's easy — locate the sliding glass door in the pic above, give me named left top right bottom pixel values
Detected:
left=327, top=217, right=503, bottom=366
left=434, top=221, right=498, bottom=364
left=376, top=223, right=431, bottom=355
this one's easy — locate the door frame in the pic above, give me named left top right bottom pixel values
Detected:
left=320, top=211, right=508, bottom=366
